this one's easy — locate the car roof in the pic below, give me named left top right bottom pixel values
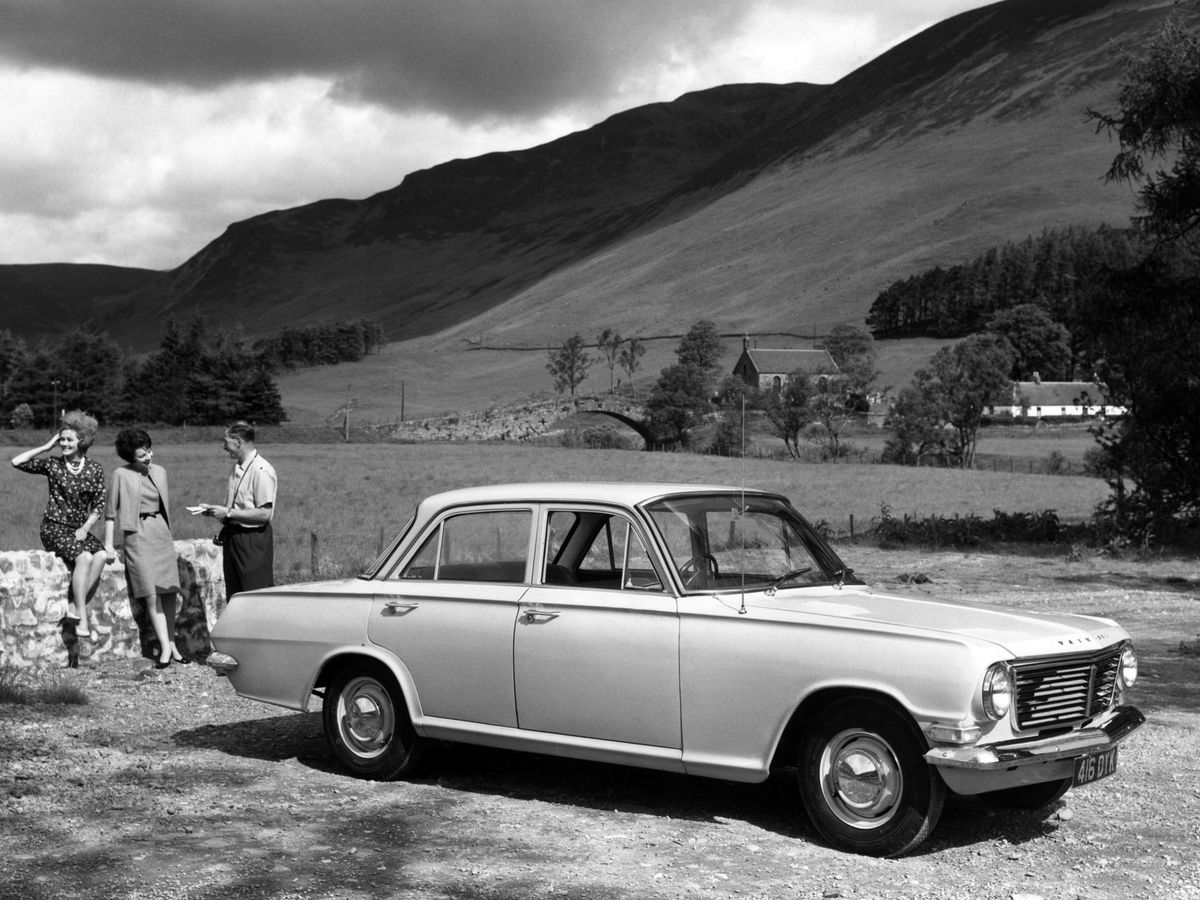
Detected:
left=417, top=481, right=780, bottom=515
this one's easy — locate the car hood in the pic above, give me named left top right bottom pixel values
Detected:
left=739, top=585, right=1126, bottom=658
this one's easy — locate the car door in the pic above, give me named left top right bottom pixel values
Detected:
left=367, top=506, right=533, bottom=728
left=514, top=506, right=681, bottom=748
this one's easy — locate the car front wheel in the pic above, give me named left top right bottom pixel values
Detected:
left=323, top=665, right=424, bottom=780
left=798, top=698, right=945, bottom=857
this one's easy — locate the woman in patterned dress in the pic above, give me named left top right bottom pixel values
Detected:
left=10, top=410, right=109, bottom=643
left=103, top=428, right=183, bottom=669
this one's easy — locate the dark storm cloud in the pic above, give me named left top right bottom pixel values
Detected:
left=0, top=0, right=750, bottom=120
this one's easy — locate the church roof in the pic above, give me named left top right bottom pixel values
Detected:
left=739, top=348, right=839, bottom=376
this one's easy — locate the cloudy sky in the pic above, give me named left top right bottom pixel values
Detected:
left=1, top=0, right=991, bottom=270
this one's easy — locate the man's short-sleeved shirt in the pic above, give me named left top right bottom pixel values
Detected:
left=225, top=451, right=277, bottom=518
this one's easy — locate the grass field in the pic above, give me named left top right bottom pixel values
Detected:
left=3, top=437, right=1110, bottom=585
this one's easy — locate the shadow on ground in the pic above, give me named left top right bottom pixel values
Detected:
left=170, top=714, right=1077, bottom=859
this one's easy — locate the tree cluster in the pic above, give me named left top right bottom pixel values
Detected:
left=254, top=320, right=385, bottom=370
left=546, top=330, right=648, bottom=398
left=866, top=224, right=1143, bottom=341
left=1, top=317, right=286, bottom=429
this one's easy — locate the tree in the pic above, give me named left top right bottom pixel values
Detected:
left=825, top=324, right=879, bottom=397
left=119, top=316, right=286, bottom=425
left=0, top=329, right=28, bottom=407
left=881, top=383, right=953, bottom=467
left=676, top=320, right=722, bottom=376
left=809, top=377, right=854, bottom=459
left=815, top=324, right=879, bottom=456
left=645, top=364, right=710, bottom=447
left=710, top=376, right=753, bottom=456
left=1082, top=258, right=1200, bottom=537
left=985, top=304, right=1072, bottom=380
left=596, top=328, right=622, bottom=394
left=925, top=335, right=1013, bottom=468
left=758, top=372, right=813, bottom=459
left=886, top=336, right=1012, bottom=469
left=618, top=337, right=646, bottom=392
left=6, top=327, right=126, bottom=425
left=546, top=334, right=591, bottom=397
left=1082, top=9, right=1200, bottom=537
left=1089, top=10, right=1200, bottom=243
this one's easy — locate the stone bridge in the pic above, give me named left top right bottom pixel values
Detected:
left=378, top=395, right=652, bottom=444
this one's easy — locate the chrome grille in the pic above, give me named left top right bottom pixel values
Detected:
left=1012, top=646, right=1122, bottom=731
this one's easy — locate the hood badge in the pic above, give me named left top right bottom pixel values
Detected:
left=1056, top=631, right=1111, bottom=647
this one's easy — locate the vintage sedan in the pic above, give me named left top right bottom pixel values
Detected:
left=207, top=482, right=1143, bottom=856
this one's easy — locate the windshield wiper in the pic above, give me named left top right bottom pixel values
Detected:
left=766, top=567, right=813, bottom=595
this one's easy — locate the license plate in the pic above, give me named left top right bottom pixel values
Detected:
left=1073, top=747, right=1118, bottom=786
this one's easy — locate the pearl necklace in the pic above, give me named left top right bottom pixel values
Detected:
left=65, top=457, right=85, bottom=476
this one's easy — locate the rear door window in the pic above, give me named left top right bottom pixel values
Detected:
left=395, top=509, right=532, bottom=583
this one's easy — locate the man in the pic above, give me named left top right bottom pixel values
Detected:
left=201, top=421, right=277, bottom=600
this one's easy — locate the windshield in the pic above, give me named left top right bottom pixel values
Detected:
left=359, top=512, right=416, bottom=579
left=642, top=493, right=855, bottom=593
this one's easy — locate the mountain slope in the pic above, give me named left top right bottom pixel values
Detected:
left=87, top=82, right=818, bottom=349
left=0, top=0, right=1174, bottom=362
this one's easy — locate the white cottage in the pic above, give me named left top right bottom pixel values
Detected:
left=991, top=377, right=1125, bottom=418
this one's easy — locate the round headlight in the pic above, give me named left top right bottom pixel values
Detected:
left=982, top=662, right=1013, bottom=720
left=1119, top=643, right=1138, bottom=690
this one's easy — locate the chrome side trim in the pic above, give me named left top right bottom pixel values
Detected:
left=419, top=716, right=687, bottom=774
left=924, top=705, right=1145, bottom=771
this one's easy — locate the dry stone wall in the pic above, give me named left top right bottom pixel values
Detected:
left=379, top=396, right=648, bottom=443
left=0, top=539, right=224, bottom=670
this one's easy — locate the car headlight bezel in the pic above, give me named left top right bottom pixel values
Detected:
left=1118, top=642, right=1138, bottom=690
left=982, top=661, right=1013, bottom=721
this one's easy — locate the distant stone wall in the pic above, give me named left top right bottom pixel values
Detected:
left=0, top=539, right=224, bottom=670
left=379, top=396, right=649, bottom=443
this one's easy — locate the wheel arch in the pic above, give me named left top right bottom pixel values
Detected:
left=309, top=648, right=422, bottom=723
left=770, top=686, right=926, bottom=771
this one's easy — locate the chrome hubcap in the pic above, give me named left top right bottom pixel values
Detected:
left=820, top=729, right=902, bottom=829
left=338, top=677, right=395, bottom=759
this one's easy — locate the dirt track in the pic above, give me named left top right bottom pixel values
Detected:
left=1, top=547, right=1198, bottom=900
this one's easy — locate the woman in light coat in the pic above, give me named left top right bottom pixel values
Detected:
left=104, top=428, right=183, bottom=669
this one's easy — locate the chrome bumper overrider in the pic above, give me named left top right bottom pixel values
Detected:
left=924, top=705, right=1145, bottom=771
left=205, top=651, right=238, bottom=676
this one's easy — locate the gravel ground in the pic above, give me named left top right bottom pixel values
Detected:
left=1, top=547, right=1198, bottom=900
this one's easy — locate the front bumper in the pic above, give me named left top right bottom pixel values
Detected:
left=924, top=705, right=1145, bottom=794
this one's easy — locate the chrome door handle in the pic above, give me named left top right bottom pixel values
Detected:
left=523, top=609, right=561, bottom=622
left=384, top=600, right=419, bottom=614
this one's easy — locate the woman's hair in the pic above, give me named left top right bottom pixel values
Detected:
left=114, top=427, right=152, bottom=463
left=59, top=410, right=99, bottom=451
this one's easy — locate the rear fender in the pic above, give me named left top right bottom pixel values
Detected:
left=308, top=647, right=423, bottom=723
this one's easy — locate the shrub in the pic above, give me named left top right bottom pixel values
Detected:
left=0, top=661, right=88, bottom=706
left=8, top=403, right=34, bottom=429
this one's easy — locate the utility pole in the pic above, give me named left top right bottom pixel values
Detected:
left=50, top=379, right=60, bottom=425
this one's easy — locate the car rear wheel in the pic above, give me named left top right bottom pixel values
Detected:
left=798, top=698, right=945, bottom=857
left=977, top=778, right=1071, bottom=809
left=323, top=665, right=424, bottom=780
